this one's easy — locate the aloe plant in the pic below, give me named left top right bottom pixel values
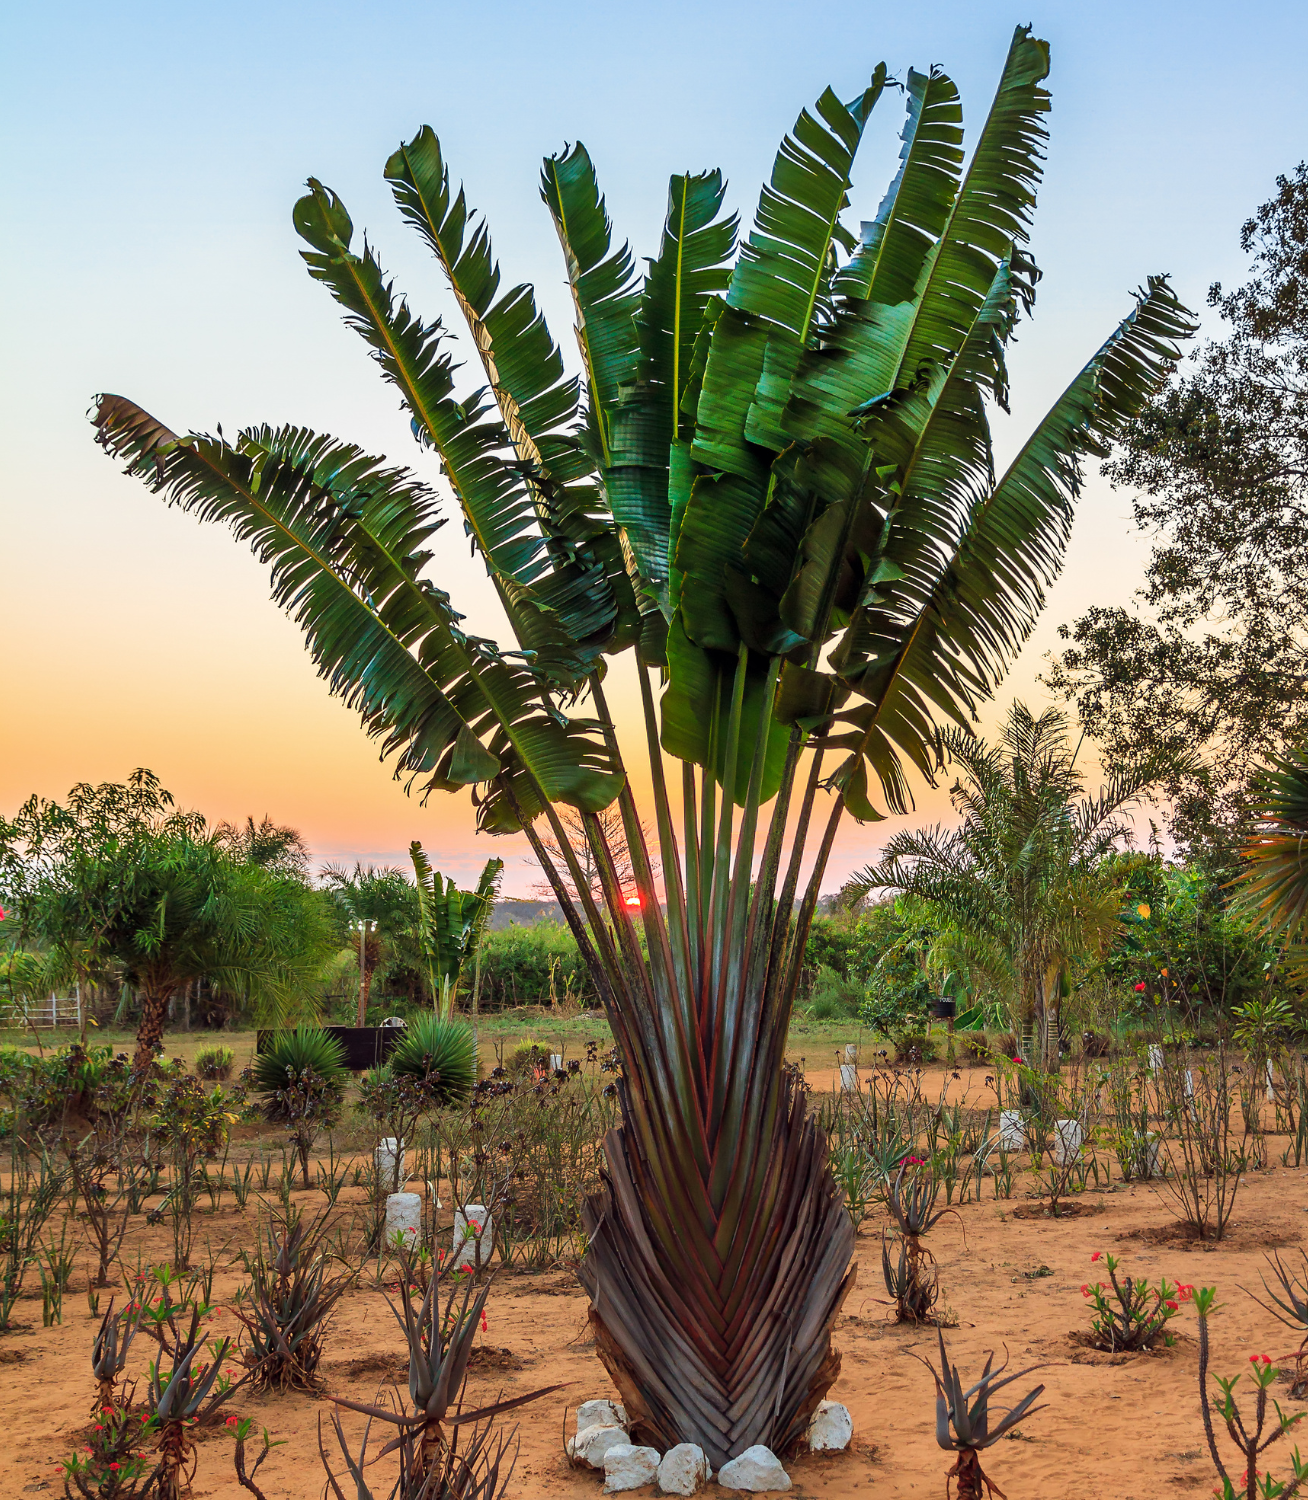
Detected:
left=922, top=1329, right=1046, bottom=1500
left=92, top=24, right=1192, bottom=1461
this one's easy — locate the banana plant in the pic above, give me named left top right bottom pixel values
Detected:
left=93, top=25, right=1194, bottom=1467
left=409, top=844, right=503, bottom=1018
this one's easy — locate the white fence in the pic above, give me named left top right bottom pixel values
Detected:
left=0, top=993, right=83, bottom=1030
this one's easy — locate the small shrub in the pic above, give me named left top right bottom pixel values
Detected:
left=809, top=995, right=846, bottom=1022
left=231, top=1204, right=355, bottom=1391
left=960, top=1032, right=990, bottom=1064
left=989, top=1031, right=1017, bottom=1061
left=388, top=1015, right=477, bottom=1105
left=807, top=965, right=863, bottom=1019
left=1079, top=1250, right=1190, bottom=1351
left=1081, top=1030, right=1112, bottom=1059
left=506, top=1040, right=549, bottom=1078
left=892, top=1031, right=938, bottom=1066
left=250, top=1027, right=347, bottom=1190
left=1194, top=1285, right=1308, bottom=1500
left=194, top=1045, right=235, bottom=1081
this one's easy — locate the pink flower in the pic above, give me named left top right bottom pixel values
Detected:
left=109, top=1464, right=120, bottom=1472
left=226, top=1416, right=238, bottom=1427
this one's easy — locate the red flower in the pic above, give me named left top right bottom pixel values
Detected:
left=1250, top=1354, right=1272, bottom=1365
left=1165, top=1300, right=1179, bottom=1311
left=1091, top=1251, right=1103, bottom=1262
left=1080, top=1284, right=1091, bottom=1297
left=1177, top=1285, right=1195, bottom=1302
left=226, top=1416, right=238, bottom=1427
left=1134, top=982, right=1147, bottom=993
left=109, top=1464, right=120, bottom=1472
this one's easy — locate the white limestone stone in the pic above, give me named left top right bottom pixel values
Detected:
left=839, top=1063, right=858, bottom=1091
left=999, top=1109, right=1026, bottom=1150
left=806, top=1400, right=853, bottom=1452
left=1268, top=1058, right=1277, bottom=1100
left=577, top=1400, right=628, bottom=1432
left=568, top=1424, right=630, bottom=1469
left=452, top=1204, right=494, bottom=1270
left=658, top=1444, right=711, bottom=1495
left=384, top=1192, right=421, bottom=1250
left=843, top=1043, right=858, bottom=1063
left=1148, top=1044, right=1164, bottom=1072
left=717, top=1445, right=791, bottom=1492
left=1053, top=1119, right=1083, bottom=1165
left=602, top=1444, right=660, bottom=1493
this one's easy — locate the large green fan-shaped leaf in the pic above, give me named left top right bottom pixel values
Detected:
left=91, top=396, right=624, bottom=827
left=829, top=275, right=1196, bottom=816
left=293, top=180, right=618, bottom=681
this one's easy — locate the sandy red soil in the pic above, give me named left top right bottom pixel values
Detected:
left=3, top=1072, right=1304, bottom=1499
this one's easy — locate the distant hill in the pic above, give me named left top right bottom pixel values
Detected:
left=488, top=899, right=564, bottom=929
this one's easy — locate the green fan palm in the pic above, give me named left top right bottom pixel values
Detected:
left=92, top=25, right=1194, bottom=1464
left=1240, top=744, right=1308, bottom=978
left=387, top=1014, right=477, bottom=1106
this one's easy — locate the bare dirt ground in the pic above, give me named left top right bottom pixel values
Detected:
left=2, top=1060, right=1301, bottom=1499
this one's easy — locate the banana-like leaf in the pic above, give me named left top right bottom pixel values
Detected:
left=893, top=25, right=1050, bottom=387
left=91, top=397, right=624, bottom=826
left=541, top=144, right=642, bottom=467
left=830, top=275, right=1196, bottom=817
left=603, top=172, right=737, bottom=612
left=384, top=126, right=640, bottom=657
left=293, top=179, right=618, bottom=681
left=670, top=71, right=888, bottom=718
left=411, top=842, right=504, bottom=1012
left=836, top=67, right=964, bottom=303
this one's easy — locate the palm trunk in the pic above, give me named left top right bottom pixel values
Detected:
left=133, top=982, right=174, bottom=1076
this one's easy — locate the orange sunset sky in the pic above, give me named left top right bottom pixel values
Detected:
left=5, top=1, right=1305, bottom=895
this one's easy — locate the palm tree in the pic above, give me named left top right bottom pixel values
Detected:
left=1240, top=744, right=1308, bottom=964
left=91, top=28, right=1192, bottom=1462
left=845, top=703, right=1175, bottom=1068
left=319, top=862, right=415, bottom=1024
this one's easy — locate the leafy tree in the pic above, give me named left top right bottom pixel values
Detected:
left=215, top=815, right=311, bottom=877
left=1104, top=854, right=1281, bottom=1022
left=91, top=30, right=1190, bottom=1460
left=1048, top=165, right=1308, bottom=861
left=846, top=704, right=1172, bottom=1065
left=0, top=772, right=335, bottom=1072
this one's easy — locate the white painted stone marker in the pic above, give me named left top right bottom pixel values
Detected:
left=1053, top=1119, right=1083, bottom=1165
left=1148, top=1044, right=1164, bottom=1072
left=576, top=1399, right=628, bottom=1433
left=839, top=1063, right=858, bottom=1091
left=376, top=1137, right=405, bottom=1186
left=999, top=1109, right=1026, bottom=1150
left=384, top=1192, right=421, bottom=1249
left=452, top=1204, right=494, bottom=1270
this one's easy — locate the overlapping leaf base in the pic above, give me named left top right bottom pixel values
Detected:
left=579, top=1079, right=854, bottom=1470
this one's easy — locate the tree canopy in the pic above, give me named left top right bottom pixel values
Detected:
left=1049, top=164, right=1308, bottom=861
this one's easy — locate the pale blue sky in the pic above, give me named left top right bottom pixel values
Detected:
left=3, top=1, right=1305, bottom=890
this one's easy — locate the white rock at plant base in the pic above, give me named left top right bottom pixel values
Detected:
left=451, top=1205, right=494, bottom=1270
left=1148, top=1044, right=1164, bottom=1072
left=567, top=1424, right=630, bottom=1469
left=384, top=1192, right=422, bottom=1250
left=602, top=1444, right=660, bottom=1493
left=549, top=1052, right=563, bottom=1071
left=806, top=1400, right=853, bottom=1452
left=839, top=1063, right=858, bottom=1091
left=658, top=1443, right=711, bottom=1495
left=577, top=1399, right=628, bottom=1432
left=843, top=1043, right=858, bottom=1063
left=998, top=1109, right=1026, bottom=1150
left=717, top=1446, right=791, bottom=1492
